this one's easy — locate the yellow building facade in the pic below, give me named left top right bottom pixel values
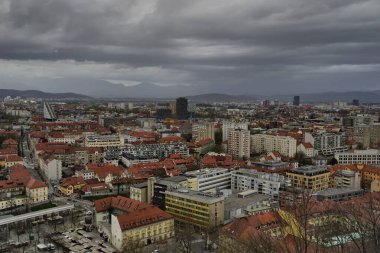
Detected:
left=165, top=189, right=225, bottom=229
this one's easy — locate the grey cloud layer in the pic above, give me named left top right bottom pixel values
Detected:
left=0, top=0, right=379, bottom=94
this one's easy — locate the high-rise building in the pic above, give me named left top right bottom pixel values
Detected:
left=227, top=128, right=250, bottom=160
left=192, top=122, right=215, bottom=141
left=222, top=120, right=248, bottom=141
left=352, top=99, right=360, bottom=106
left=293, top=96, right=300, bottom=106
left=43, top=102, right=57, bottom=121
left=251, top=134, right=297, bottom=158
left=176, top=97, right=189, bottom=120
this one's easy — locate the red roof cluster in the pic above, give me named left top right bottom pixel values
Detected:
left=158, top=136, right=184, bottom=143
left=223, top=211, right=284, bottom=240
left=202, top=153, right=243, bottom=168
left=87, top=163, right=125, bottom=179
left=128, top=159, right=183, bottom=179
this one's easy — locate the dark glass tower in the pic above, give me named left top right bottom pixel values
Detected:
left=176, top=97, right=189, bottom=120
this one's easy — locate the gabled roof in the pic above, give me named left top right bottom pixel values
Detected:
left=26, top=178, right=47, bottom=189
left=94, top=195, right=150, bottom=213
left=116, top=206, right=172, bottom=231
left=223, top=211, right=284, bottom=240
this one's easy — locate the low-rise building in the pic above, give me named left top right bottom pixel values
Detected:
left=335, top=149, right=380, bottom=165
left=231, top=168, right=290, bottom=200
left=85, top=134, right=124, bottom=148
left=165, top=189, right=225, bottom=229
left=94, top=196, right=174, bottom=251
left=286, top=166, right=330, bottom=191
left=185, top=168, right=232, bottom=193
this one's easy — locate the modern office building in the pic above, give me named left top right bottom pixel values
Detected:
left=286, top=166, right=330, bottom=191
left=293, top=96, right=300, bottom=106
left=176, top=97, right=189, bottom=120
left=165, top=189, right=225, bottom=229
left=185, top=168, right=232, bottom=193
left=334, top=149, right=380, bottom=165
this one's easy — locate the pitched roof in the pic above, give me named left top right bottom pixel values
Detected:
left=94, top=195, right=150, bottom=213
left=26, top=178, right=47, bottom=189
left=60, top=176, right=86, bottom=188
left=223, top=211, right=284, bottom=240
left=116, top=206, right=172, bottom=231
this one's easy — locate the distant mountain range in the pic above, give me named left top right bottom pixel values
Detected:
left=0, top=89, right=91, bottom=100
left=1, top=77, right=380, bottom=102
left=278, top=90, right=380, bottom=103
left=186, top=93, right=258, bottom=102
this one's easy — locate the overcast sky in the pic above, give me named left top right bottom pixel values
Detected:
left=0, top=0, right=379, bottom=95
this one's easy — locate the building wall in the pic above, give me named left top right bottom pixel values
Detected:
left=286, top=172, right=330, bottom=191
left=228, top=129, right=250, bottom=160
left=165, top=192, right=224, bottom=229
left=111, top=215, right=175, bottom=251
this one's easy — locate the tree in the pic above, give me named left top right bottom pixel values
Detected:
left=175, top=223, right=197, bottom=253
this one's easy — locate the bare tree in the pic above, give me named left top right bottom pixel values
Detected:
left=175, top=223, right=197, bottom=253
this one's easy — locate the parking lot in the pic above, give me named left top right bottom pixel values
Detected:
left=50, top=228, right=117, bottom=253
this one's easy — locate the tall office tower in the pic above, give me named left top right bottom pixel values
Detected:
left=352, top=99, right=360, bottom=106
left=293, top=96, right=300, bottom=106
left=43, top=102, right=57, bottom=121
left=176, top=97, right=189, bottom=120
left=227, top=128, right=251, bottom=160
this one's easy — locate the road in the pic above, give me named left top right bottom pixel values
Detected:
left=21, top=131, right=54, bottom=196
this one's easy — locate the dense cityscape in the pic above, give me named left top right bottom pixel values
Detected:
left=1, top=0, right=380, bottom=252
left=0, top=95, right=379, bottom=253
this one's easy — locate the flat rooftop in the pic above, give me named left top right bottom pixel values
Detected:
left=315, top=188, right=364, bottom=197
left=165, top=188, right=225, bottom=204
left=289, top=166, right=329, bottom=176
left=224, top=193, right=270, bottom=211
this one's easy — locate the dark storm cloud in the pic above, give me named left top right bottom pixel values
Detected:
left=0, top=0, right=379, bottom=94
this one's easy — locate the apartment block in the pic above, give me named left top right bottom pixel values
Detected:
left=251, top=134, right=297, bottom=158
left=304, top=132, right=348, bottom=156
left=228, top=129, right=250, bottom=160
left=222, top=120, right=248, bottom=141
left=286, top=166, right=330, bottom=191
left=231, top=168, right=290, bottom=200
left=192, top=122, right=215, bottom=142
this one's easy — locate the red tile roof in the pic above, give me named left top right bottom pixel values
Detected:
left=95, top=195, right=150, bottom=213
left=116, top=206, right=172, bottom=231
left=60, top=176, right=86, bottom=188
left=26, top=178, right=47, bottom=189
left=223, top=211, right=284, bottom=240
left=158, top=136, right=184, bottom=143
left=9, top=164, right=31, bottom=183
left=87, top=164, right=125, bottom=179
